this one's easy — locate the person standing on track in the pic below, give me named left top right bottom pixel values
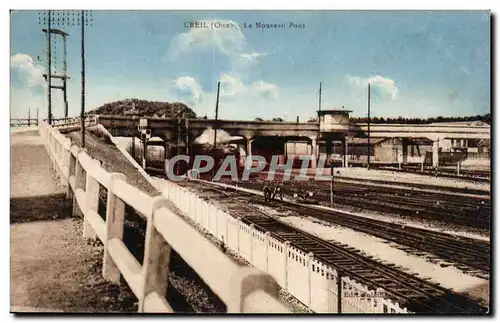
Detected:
left=263, top=183, right=272, bottom=201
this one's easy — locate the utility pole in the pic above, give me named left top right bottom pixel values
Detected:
left=367, top=82, right=371, bottom=170
left=177, top=115, right=181, bottom=176
left=330, top=160, right=334, bottom=207
left=43, top=28, right=70, bottom=118
left=131, top=133, right=136, bottom=159
left=28, top=109, right=31, bottom=127
left=47, top=10, right=52, bottom=125
left=63, top=31, right=68, bottom=117
left=185, top=114, right=189, bottom=156
left=80, top=10, right=86, bottom=148
left=143, top=132, right=148, bottom=170
left=213, top=81, right=220, bottom=149
left=212, top=82, right=221, bottom=180
left=318, top=82, right=322, bottom=165
left=318, top=82, right=322, bottom=113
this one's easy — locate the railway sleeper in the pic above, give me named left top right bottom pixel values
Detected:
left=323, top=260, right=358, bottom=266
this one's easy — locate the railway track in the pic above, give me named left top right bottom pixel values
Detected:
left=266, top=200, right=489, bottom=275
left=257, top=171, right=489, bottom=197
left=232, top=179, right=490, bottom=230
left=195, top=180, right=490, bottom=274
left=375, top=165, right=490, bottom=183
left=177, top=180, right=488, bottom=314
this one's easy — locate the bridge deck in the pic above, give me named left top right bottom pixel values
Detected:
left=10, top=129, right=135, bottom=313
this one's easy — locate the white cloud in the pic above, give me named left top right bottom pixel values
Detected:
left=348, top=75, right=362, bottom=87
left=170, top=20, right=245, bottom=57
left=232, top=52, right=267, bottom=70
left=169, top=73, right=280, bottom=119
left=238, top=52, right=266, bottom=61
left=10, top=87, right=45, bottom=119
left=347, top=74, right=398, bottom=101
left=10, top=53, right=45, bottom=89
left=168, top=20, right=277, bottom=114
left=219, top=73, right=245, bottom=98
left=172, top=76, right=204, bottom=106
left=249, top=80, right=279, bottom=100
left=219, top=74, right=279, bottom=100
left=169, top=19, right=266, bottom=73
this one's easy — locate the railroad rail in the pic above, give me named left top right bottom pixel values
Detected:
left=229, top=178, right=490, bottom=230
left=375, top=165, right=490, bottom=183
left=273, top=172, right=489, bottom=197
left=176, top=180, right=488, bottom=314
left=269, top=200, right=489, bottom=275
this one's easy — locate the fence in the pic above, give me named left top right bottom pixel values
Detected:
left=163, top=180, right=410, bottom=314
left=10, top=118, right=39, bottom=127
left=39, top=121, right=290, bottom=313
left=46, top=115, right=98, bottom=131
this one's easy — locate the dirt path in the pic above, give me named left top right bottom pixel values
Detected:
left=10, top=129, right=136, bottom=312
left=10, top=219, right=136, bottom=312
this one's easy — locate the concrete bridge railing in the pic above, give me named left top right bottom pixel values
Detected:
left=38, top=121, right=291, bottom=313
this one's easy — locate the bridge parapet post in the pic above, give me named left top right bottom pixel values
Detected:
left=402, top=138, right=409, bottom=165
left=432, top=140, right=439, bottom=168
left=245, top=136, right=254, bottom=157
left=342, top=137, right=349, bottom=168
left=309, top=136, right=318, bottom=169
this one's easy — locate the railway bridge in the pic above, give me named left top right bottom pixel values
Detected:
left=94, top=110, right=490, bottom=168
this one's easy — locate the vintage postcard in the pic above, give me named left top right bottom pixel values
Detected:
left=10, top=9, right=491, bottom=314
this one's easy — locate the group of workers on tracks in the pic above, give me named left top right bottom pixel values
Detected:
left=263, top=183, right=284, bottom=201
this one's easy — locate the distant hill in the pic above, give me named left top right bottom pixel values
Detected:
left=86, top=99, right=197, bottom=118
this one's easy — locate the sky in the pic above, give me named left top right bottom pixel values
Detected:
left=10, top=10, right=491, bottom=121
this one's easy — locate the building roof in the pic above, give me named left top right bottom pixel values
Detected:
left=317, top=109, right=352, bottom=116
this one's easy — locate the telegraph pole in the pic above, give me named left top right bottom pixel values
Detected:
left=212, top=82, right=221, bottom=180
left=317, top=82, right=322, bottom=170
left=185, top=114, right=189, bottom=156
left=330, top=161, right=334, bottom=207
left=177, top=115, right=181, bottom=175
left=80, top=10, right=86, bottom=148
left=41, top=10, right=82, bottom=123
left=318, top=82, right=322, bottom=113
left=47, top=10, right=52, bottom=125
left=63, top=32, right=68, bottom=117
left=213, top=81, right=220, bottom=148
left=43, top=28, right=70, bottom=119
left=367, top=82, right=371, bottom=170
